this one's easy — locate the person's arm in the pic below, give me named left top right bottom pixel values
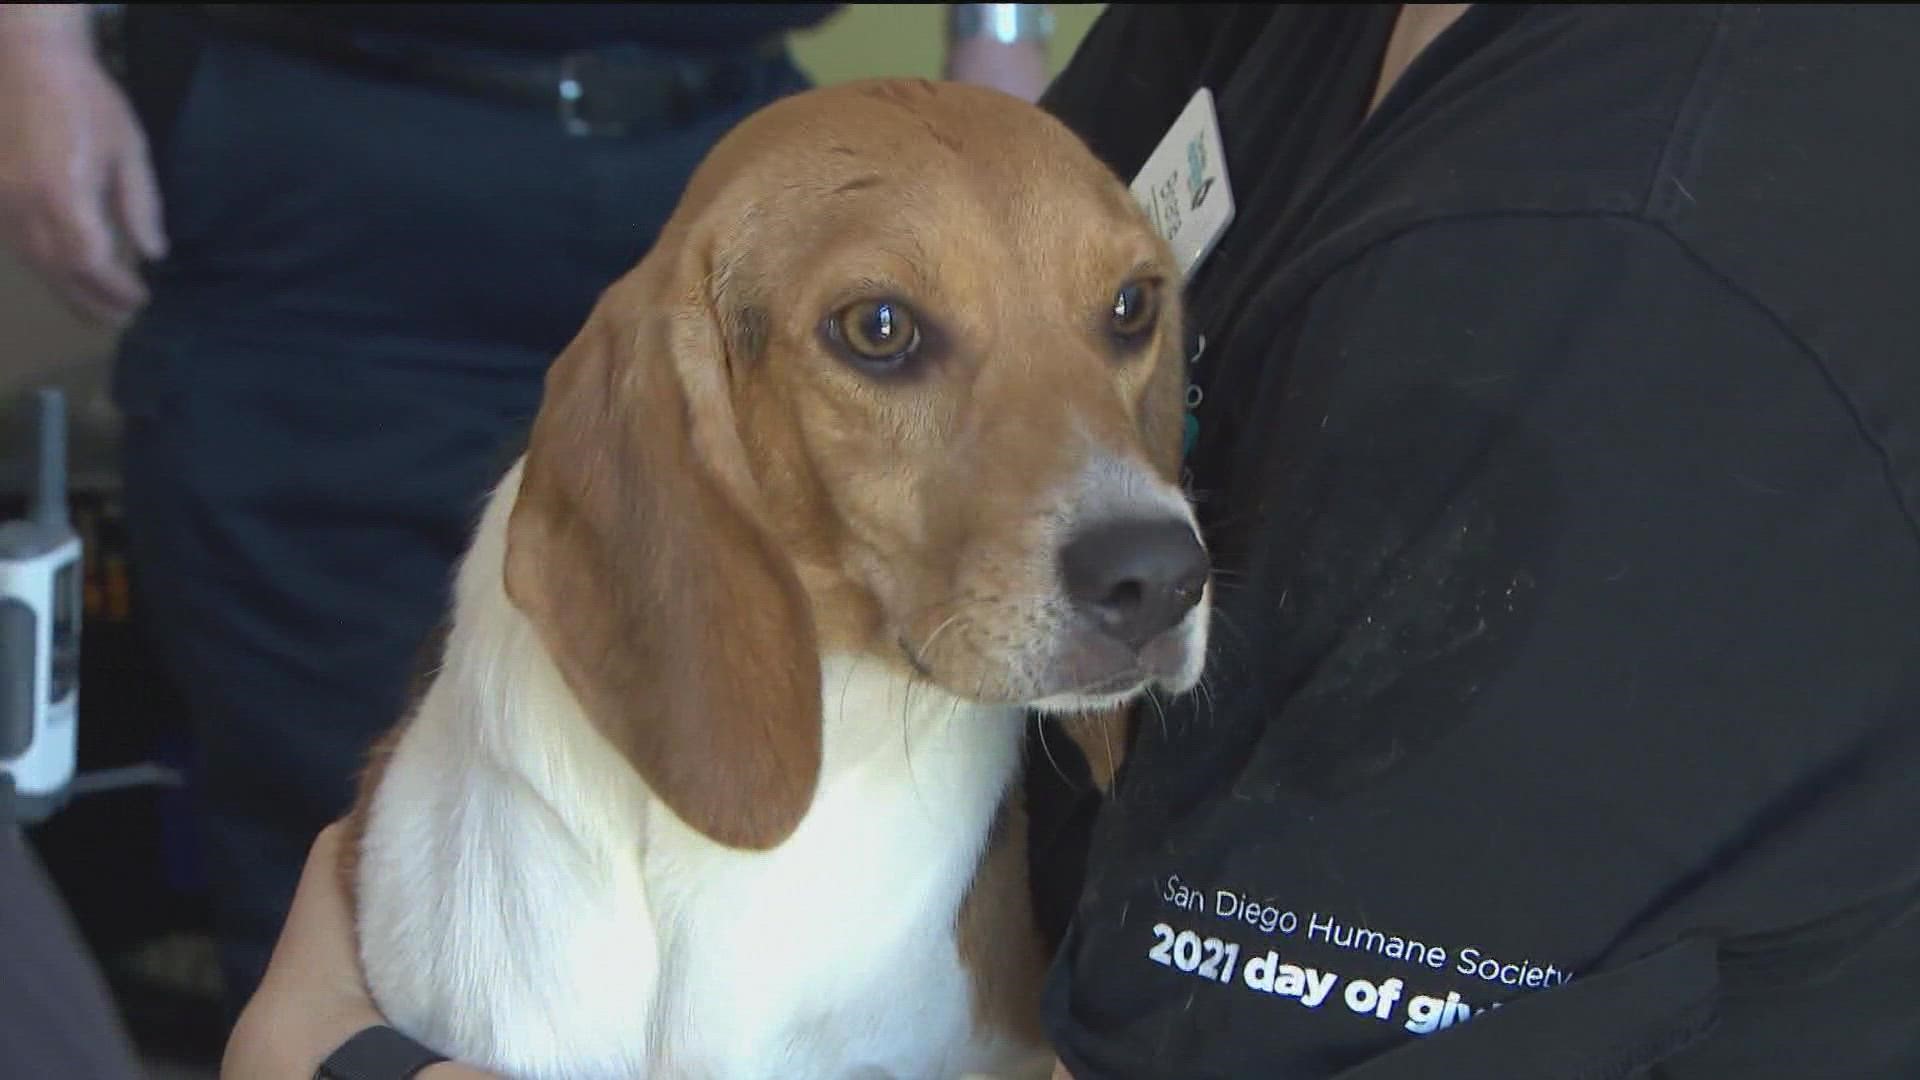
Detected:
left=219, top=822, right=503, bottom=1079
left=1042, top=213, right=1920, bottom=1076
left=0, top=2, right=164, bottom=326
left=941, top=4, right=1052, bottom=103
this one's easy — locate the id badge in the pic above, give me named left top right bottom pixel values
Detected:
left=1130, top=88, right=1236, bottom=281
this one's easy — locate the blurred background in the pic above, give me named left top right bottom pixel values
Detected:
left=0, top=5, right=1101, bottom=1077
left=1, top=5, right=1107, bottom=476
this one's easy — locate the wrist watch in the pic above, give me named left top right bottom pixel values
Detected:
left=948, top=4, right=1055, bottom=46
left=315, top=1025, right=448, bottom=1080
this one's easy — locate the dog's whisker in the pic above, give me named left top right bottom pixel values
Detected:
left=1035, top=714, right=1069, bottom=785
left=945, top=681, right=968, bottom=746
left=915, top=610, right=967, bottom=668
left=1098, top=713, right=1119, bottom=798
left=838, top=651, right=862, bottom=731
left=1208, top=605, right=1255, bottom=663
left=1197, top=672, right=1219, bottom=724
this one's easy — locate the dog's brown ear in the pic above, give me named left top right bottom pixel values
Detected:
left=503, top=252, right=821, bottom=851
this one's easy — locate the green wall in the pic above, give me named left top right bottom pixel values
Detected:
left=790, top=4, right=1106, bottom=85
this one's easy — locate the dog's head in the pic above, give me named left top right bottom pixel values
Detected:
left=505, top=80, right=1210, bottom=848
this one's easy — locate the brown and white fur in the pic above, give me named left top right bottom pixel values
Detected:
left=348, top=79, right=1211, bottom=1080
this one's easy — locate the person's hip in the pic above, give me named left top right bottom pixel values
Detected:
left=116, top=6, right=809, bottom=350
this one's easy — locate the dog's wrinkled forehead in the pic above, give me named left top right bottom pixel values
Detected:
left=681, top=80, right=1147, bottom=260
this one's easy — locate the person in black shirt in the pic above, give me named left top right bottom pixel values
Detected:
left=220, top=4, right=1918, bottom=1078
left=1028, top=4, right=1920, bottom=1077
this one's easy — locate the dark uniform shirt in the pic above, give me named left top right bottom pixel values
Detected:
left=1033, top=5, right=1920, bottom=1077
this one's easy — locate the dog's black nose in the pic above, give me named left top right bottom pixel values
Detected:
left=1060, top=518, right=1209, bottom=648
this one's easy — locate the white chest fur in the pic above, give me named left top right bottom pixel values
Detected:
left=642, top=659, right=1027, bottom=1078
left=357, top=469, right=1033, bottom=1080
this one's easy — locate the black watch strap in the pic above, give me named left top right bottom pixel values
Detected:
left=315, top=1025, right=449, bottom=1080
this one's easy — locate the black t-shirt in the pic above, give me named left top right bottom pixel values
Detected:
left=279, top=4, right=842, bottom=54
left=1032, top=5, right=1920, bottom=1078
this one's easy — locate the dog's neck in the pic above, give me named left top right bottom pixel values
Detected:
left=433, top=461, right=1022, bottom=845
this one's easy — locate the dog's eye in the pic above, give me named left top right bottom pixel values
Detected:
left=1111, top=279, right=1162, bottom=342
left=829, top=299, right=922, bottom=370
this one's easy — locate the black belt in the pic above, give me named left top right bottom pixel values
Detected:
left=190, top=5, right=790, bottom=138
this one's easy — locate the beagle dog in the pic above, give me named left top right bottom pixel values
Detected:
left=347, top=78, right=1211, bottom=1080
